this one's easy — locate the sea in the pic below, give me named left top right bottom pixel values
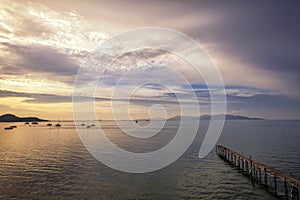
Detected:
left=0, top=120, right=299, bottom=199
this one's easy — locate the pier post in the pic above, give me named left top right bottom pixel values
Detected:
left=254, top=165, right=257, bottom=180
left=292, top=184, right=299, bottom=200
left=274, top=174, right=277, bottom=196
left=291, top=186, right=296, bottom=200
left=233, top=154, right=235, bottom=165
left=264, top=168, right=267, bottom=185
left=241, top=159, right=244, bottom=172
left=227, top=150, right=229, bottom=160
left=284, top=178, right=288, bottom=199
left=233, top=154, right=236, bottom=166
left=227, top=151, right=230, bottom=162
left=250, top=156, right=253, bottom=178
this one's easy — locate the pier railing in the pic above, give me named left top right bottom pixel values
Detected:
left=216, top=145, right=300, bottom=200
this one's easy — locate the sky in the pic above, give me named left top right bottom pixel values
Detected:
left=0, top=0, right=300, bottom=120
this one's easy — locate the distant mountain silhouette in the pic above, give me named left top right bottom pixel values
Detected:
left=0, top=114, right=47, bottom=122
left=168, top=114, right=265, bottom=121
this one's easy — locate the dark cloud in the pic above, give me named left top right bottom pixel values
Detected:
left=0, top=42, right=80, bottom=85
left=185, top=1, right=300, bottom=94
left=0, top=89, right=178, bottom=105
left=0, top=90, right=72, bottom=103
left=142, top=83, right=166, bottom=91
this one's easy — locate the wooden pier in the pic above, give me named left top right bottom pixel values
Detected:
left=216, top=145, right=300, bottom=200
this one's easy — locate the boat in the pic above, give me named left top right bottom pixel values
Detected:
left=46, top=123, right=52, bottom=126
left=4, top=127, right=14, bottom=130
left=25, top=122, right=29, bottom=125
left=31, top=122, right=39, bottom=125
left=85, top=119, right=92, bottom=128
left=9, top=125, right=17, bottom=128
left=55, top=119, right=61, bottom=127
left=81, top=123, right=86, bottom=126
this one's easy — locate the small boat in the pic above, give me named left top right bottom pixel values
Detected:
left=46, top=123, right=52, bottom=126
left=90, top=124, right=95, bottom=127
left=55, top=119, right=61, bottom=127
left=81, top=123, right=86, bottom=126
left=31, top=122, right=39, bottom=125
left=25, top=122, right=29, bottom=125
left=9, top=125, right=17, bottom=128
left=4, top=127, right=14, bottom=130
left=135, top=120, right=138, bottom=123
left=85, top=119, right=92, bottom=128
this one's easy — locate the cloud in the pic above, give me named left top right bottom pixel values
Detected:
left=82, top=0, right=299, bottom=98
left=0, top=0, right=299, bottom=119
left=0, top=90, right=72, bottom=103
left=182, top=1, right=300, bottom=97
left=0, top=42, right=80, bottom=85
left=0, top=0, right=111, bottom=90
left=0, top=0, right=108, bottom=49
left=0, top=89, right=178, bottom=105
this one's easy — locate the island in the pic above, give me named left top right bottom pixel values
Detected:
left=0, top=114, right=47, bottom=122
left=168, top=114, right=265, bottom=121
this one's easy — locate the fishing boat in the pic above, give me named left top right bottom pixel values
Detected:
left=9, top=125, right=17, bottom=128
left=4, top=127, right=14, bottom=130
left=46, top=123, right=52, bottom=126
left=55, top=119, right=61, bottom=127
left=25, top=122, right=29, bottom=125
left=31, top=122, right=39, bottom=125
left=85, top=119, right=92, bottom=128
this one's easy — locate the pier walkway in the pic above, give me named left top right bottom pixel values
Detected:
left=216, top=145, right=300, bottom=200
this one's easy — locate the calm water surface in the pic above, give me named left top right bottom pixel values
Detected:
left=0, top=120, right=299, bottom=199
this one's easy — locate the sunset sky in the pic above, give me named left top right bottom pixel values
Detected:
left=1, top=0, right=300, bottom=120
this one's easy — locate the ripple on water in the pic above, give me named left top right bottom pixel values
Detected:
left=0, top=121, right=299, bottom=199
